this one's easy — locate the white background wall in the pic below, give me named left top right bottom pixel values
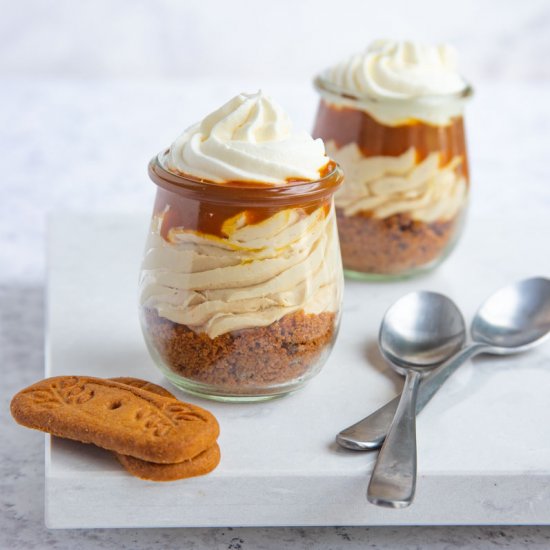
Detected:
left=1, top=0, right=550, bottom=282
left=2, top=0, right=550, bottom=83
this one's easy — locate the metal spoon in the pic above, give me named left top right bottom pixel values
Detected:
left=338, top=277, right=550, bottom=452
left=367, top=291, right=465, bottom=508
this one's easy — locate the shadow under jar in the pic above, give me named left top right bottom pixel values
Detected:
left=139, top=155, right=344, bottom=402
left=313, top=77, right=473, bottom=280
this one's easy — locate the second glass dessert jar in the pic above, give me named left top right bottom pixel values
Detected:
left=313, top=66, right=473, bottom=279
left=139, top=154, right=344, bottom=401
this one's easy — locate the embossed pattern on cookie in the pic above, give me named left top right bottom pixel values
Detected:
left=109, top=377, right=175, bottom=398
left=10, top=376, right=219, bottom=463
left=109, top=377, right=221, bottom=481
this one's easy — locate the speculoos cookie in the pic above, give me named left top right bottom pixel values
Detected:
left=10, top=376, right=219, bottom=464
left=116, top=443, right=221, bottom=482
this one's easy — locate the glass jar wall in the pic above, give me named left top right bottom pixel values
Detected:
left=139, top=155, right=344, bottom=401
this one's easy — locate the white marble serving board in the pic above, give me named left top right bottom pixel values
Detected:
left=45, top=212, right=550, bottom=529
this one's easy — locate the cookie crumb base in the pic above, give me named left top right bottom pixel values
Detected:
left=337, top=209, right=460, bottom=276
left=142, top=309, right=337, bottom=397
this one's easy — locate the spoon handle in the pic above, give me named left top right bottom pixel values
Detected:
left=337, top=343, right=489, bottom=450
left=367, top=370, right=421, bottom=507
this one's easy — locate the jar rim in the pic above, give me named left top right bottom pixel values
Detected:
left=313, top=74, right=474, bottom=106
left=148, top=152, right=344, bottom=205
left=313, top=75, right=473, bottom=127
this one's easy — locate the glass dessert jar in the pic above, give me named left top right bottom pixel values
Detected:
left=313, top=40, right=473, bottom=279
left=139, top=92, right=344, bottom=401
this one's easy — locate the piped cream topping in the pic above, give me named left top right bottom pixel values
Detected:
left=164, top=91, right=329, bottom=185
left=318, top=40, right=469, bottom=125
left=325, top=39, right=465, bottom=100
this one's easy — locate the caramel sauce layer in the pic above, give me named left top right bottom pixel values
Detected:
left=148, top=160, right=340, bottom=239
left=313, top=101, right=468, bottom=174
left=155, top=189, right=331, bottom=239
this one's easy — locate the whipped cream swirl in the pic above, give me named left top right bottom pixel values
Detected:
left=164, top=91, right=328, bottom=185
left=318, top=40, right=469, bottom=125
left=325, top=39, right=465, bottom=100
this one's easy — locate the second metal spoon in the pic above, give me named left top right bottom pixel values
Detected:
left=338, top=277, right=550, bottom=452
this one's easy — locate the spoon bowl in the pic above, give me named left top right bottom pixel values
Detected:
left=471, top=277, right=550, bottom=353
left=369, top=291, right=466, bottom=507
left=379, top=291, right=467, bottom=375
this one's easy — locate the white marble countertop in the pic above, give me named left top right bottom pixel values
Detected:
left=2, top=76, right=550, bottom=548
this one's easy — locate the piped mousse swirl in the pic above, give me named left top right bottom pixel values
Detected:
left=141, top=91, right=341, bottom=338
left=140, top=205, right=341, bottom=338
left=327, top=143, right=466, bottom=223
